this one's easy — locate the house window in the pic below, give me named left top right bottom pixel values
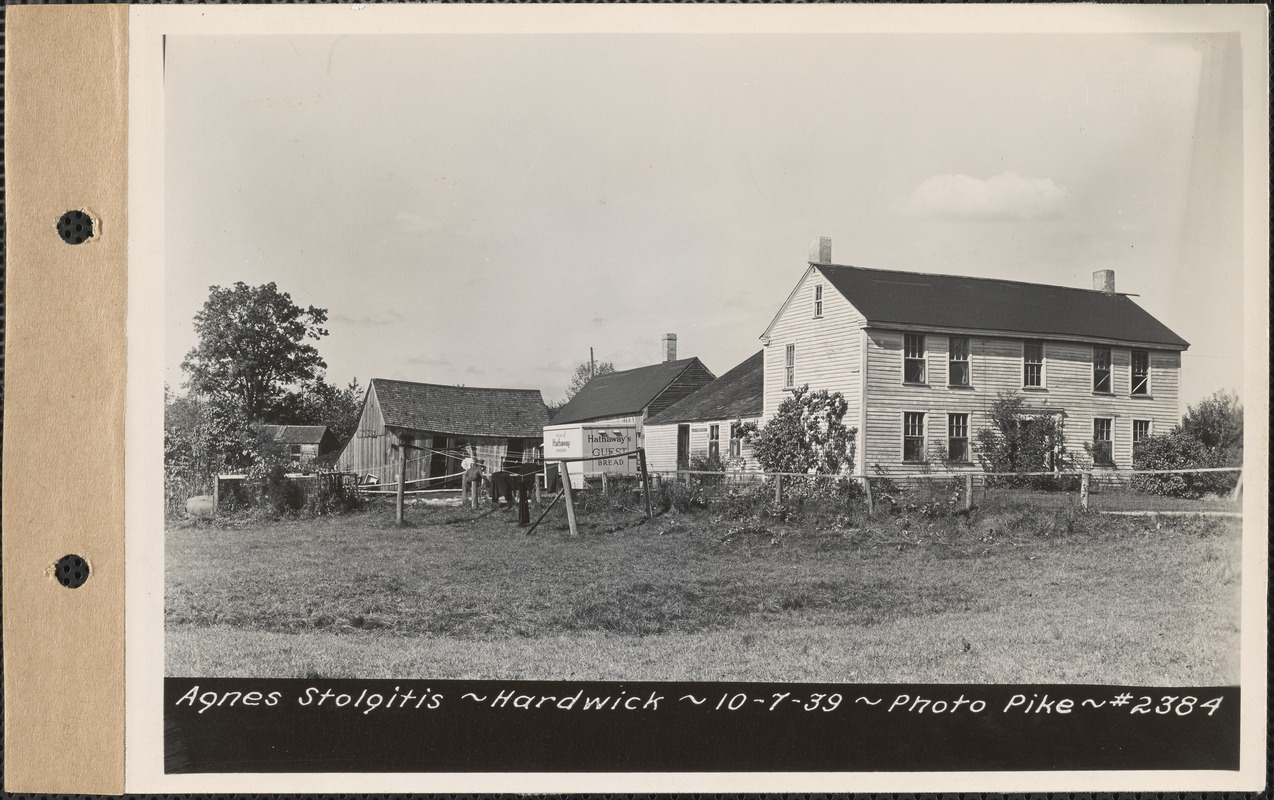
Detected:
left=948, top=413, right=970, bottom=462
left=1092, top=418, right=1114, bottom=466
left=1132, top=419, right=1151, bottom=457
left=729, top=422, right=742, bottom=458
left=784, top=344, right=795, bottom=388
left=903, top=412, right=925, bottom=462
left=1131, top=350, right=1150, bottom=395
left=813, top=285, right=823, bottom=318
left=708, top=424, right=720, bottom=459
left=1092, top=346, right=1112, bottom=393
left=289, top=444, right=302, bottom=462
left=904, top=334, right=926, bottom=384
left=948, top=336, right=970, bottom=387
left=1023, top=340, right=1044, bottom=388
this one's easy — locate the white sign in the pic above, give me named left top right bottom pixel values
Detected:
left=543, top=424, right=639, bottom=479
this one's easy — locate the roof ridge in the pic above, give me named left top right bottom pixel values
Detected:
left=371, top=377, right=545, bottom=395
left=814, top=263, right=1133, bottom=296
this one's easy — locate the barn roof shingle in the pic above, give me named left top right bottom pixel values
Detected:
left=549, top=357, right=714, bottom=426
left=371, top=379, right=548, bottom=439
left=805, top=264, right=1189, bottom=349
left=261, top=425, right=332, bottom=445
left=646, top=351, right=764, bottom=426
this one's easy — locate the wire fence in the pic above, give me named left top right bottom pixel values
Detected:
left=641, top=466, right=1243, bottom=518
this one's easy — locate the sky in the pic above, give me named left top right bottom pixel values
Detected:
left=165, top=31, right=1247, bottom=410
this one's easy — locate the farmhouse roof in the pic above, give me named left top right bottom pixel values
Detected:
left=770, top=264, right=1189, bottom=349
left=550, top=357, right=714, bottom=426
left=646, top=351, right=764, bottom=426
left=371, top=378, right=549, bottom=439
left=260, top=425, right=332, bottom=445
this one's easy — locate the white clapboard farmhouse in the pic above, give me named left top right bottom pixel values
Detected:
left=644, top=350, right=764, bottom=473
left=761, top=238, right=1189, bottom=473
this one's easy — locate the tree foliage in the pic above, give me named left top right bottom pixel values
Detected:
left=739, top=385, right=856, bottom=474
left=1131, top=390, right=1242, bottom=498
left=181, top=282, right=329, bottom=423
left=270, top=377, right=365, bottom=445
left=974, top=392, right=1066, bottom=481
left=1181, top=390, right=1243, bottom=466
left=565, top=359, right=616, bottom=401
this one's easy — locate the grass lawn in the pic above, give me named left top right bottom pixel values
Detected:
left=166, top=498, right=1241, bottom=684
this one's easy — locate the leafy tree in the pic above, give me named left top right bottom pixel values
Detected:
left=270, top=377, right=365, bottom=445
left=1181, top=390, right=1243, bottom=466
left=564, top=359, right=616, bottom=401
left=739, top=385, right=856, bottom=474
left=975, top=392, right=1066, bottom=484
left=181, top=282, right=329, bottom=423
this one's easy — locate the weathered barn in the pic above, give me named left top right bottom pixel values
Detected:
left=260, top=424, right=341, bottom=466
left=334, top=379, right=549, bottom=486
left=761, top=237, right=1190, bottom=472
left=644, top=350, right=764, bottom=473
left=545, top=335, right=716, bottom=451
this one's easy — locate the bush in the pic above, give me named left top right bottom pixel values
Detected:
left=261, top=464, right=304, bottom=514
left=689, top=453, right=726, bottom=486
left=742, top=386, right=856, bottom=474
left=1132, top=430, right=1237, bottom=499
left=655, top=480, right=707, bottom=514
left=976, top=392, right=1066, bottom=483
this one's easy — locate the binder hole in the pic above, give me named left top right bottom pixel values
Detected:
left=54, top=554, right=90, bottom=588
left=57, top=210, right=96, bottom=245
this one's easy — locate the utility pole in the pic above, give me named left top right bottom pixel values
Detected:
left=589, top=347, right=595, bottom=380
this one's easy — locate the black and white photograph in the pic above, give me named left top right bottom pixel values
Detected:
left=125, top=4, right=1266, bottom=791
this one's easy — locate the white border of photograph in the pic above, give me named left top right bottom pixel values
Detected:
left=126, top=4, right=1269, bottom=793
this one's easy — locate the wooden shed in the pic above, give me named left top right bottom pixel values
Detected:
left=259, top=424, right=341, bottom=467
left=333, top=379, right=549, bottom=487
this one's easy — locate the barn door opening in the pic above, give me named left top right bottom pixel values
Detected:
left=677, top=424, right=690, bottom=471
left=429, top=437, right=451, bottom=487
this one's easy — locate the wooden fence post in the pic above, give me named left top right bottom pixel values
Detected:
left=213, top=474, right=219, bottom=515
left=395, top=438, right=407, bottom=525
left=560, top=461, right=579, bottom=536
left=1080, top=471, right=1091, bottom=511
left=964, top=473, right=974, bottom=512
left=774, top=473, right=783, bottom=505
left=638, top=448, right=653, bottom=520
left=601, top=472, right=609, bottom=497
left=470, top=477, right=481, bottom=510
left=862, top=476, right=874, bottom=516
left=517, top=477, right=530, bottom=526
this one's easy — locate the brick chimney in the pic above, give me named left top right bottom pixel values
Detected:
left=809, top=236, right=832, bottom=264
left=1092, top=269, right=1116, bottom=293
left=662, top=333, right=677, bottom=362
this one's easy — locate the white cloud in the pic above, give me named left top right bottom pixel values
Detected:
left=899, top=172, right=1065, bottom=220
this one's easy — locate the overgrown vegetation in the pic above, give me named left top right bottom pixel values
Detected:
left=737, top=385, right=856, bottom=474
left=975, top=392, right=1068, bottom=487
left=165, top=282, right=365, bottom=516
left=1133, top=390, right=1243, bottom=498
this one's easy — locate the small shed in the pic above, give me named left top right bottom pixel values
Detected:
left=260, top=425, right=341, bottom=467
left=333, top=378, right=549, bottom=487
left=644, top=350, right=764, bottom=473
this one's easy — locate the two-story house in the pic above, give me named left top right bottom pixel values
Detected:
left=760, top=238, right=1190, bottom=473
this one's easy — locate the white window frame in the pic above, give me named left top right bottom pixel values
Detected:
left=947, top=413, right=970, bottom=462
left=784, top=344, right=795, bottom=388
left=1132, top=419, right=1152, bottom=457
left=1092, top=417, right=1114, bottom=466
left=1023, top=339, right=1045, bottom=388
left=948, top=336, right=971, bottom=388
left=1131, top=349, right=1151, bottom=396
left=708, top=424, right=720, bottom=459
left=813, top=284, right=823, bottom=318
left=903, top=411, right=926, bottom=463
left=1092, top=346, right=1113, bottom=394
left=903, top=334, right=927, bottom=385
left=728, top=422, right=742, bottom=458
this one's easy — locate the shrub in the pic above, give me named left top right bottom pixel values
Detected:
left=741, top=386, right=856, bottom=474
left=689, top=453, right=726, bottom=486
left=976, top=392, right=1066, bottom=487
left=1132, top=430, right=1237, bottom=498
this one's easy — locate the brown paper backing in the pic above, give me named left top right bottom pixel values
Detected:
left=3, top=4, right=128, bottom=794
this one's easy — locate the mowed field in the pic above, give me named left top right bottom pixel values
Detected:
left=166, top=499, right=1241, bottom=684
